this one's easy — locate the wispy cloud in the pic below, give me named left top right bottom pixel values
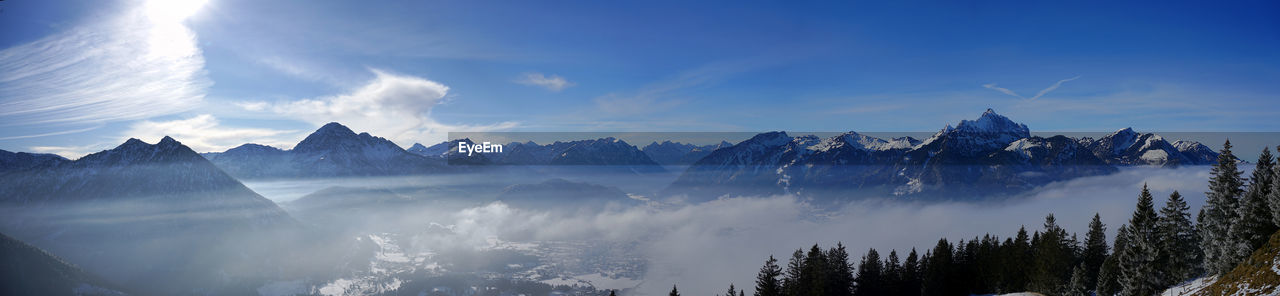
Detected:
left=590, top=59, right=771, bottom=117
left=0, top=3, right=209, bottom=135
left=125, top=114, right=300, bottom=152
left=262, top=69, right=518, bottom=146
left=982, top=83, right=1024, bottom=99
left=983, top=76, right=1081, bottom=100
left=1030, top=76, right=1081, bottom=100
left=516, top=72, right=574, bottom=91
left=29, top=143, right=112, bottom=160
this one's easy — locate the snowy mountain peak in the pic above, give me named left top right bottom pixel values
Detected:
left=744, top=131, right=792, bottom=147
left=119, top=138, right=148, bottom=149
left=317, top=122, right=356, bottom=135
left=294, top=122, right=396, bottom=154
left=158, top=135, right=181, bottom=147
left=955, top=108, right=1030, bottom=138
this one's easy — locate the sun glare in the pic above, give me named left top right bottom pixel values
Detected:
left=145, top=0, right=209, bottom=23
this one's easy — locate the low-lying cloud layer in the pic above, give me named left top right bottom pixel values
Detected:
left=413, top=166, right=1213, bottom=296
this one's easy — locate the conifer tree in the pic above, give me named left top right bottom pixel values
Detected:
left=826, top=243, right=854, bottom=296
left=1096, top=224, right=1130, bottom=296
left=1030, top=214, right=1073, bottom=294
left=801, top=245, right=829, bottom=296
left=923, top=239, right=958, bottom=296
left=884, top=250, right=902, bottom=296
left=726, top=283, right=737, bottom=296
left=783, top=249, right=804, bottom=296
left=853, top=248, right=882, bottom=296
left=1201, top=139, right=1244, bottom=275
left=755, top=255, right=783, bottom=296
left=1270, top=147, right=1280, bottom=227
left=1082, top=213, right=1109, bottom=290
left=670, top=285, right=680, bottom=296
left=1066, top=263, right=1090, bottom=296
left=1229, top=147, right=1277, bottom=262
left=1156, top=191, right=1201, bottom=283
left=1119, top=184, right=1162, bottom=296
left=1002, top=226, right=1032, bottom=293
left=902, top=248, right=923, bottom=296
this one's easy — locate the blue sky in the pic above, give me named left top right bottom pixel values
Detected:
left=1, top=0, right=1278, bottom=157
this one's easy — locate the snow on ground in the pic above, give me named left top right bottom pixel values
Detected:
left=539, top=273, right=642, bottom=291
left=1161, top=276, right=1217, bottom=296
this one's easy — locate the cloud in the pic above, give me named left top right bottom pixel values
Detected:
left=983, top=76, right=1080, bottom=101
left=0, top=2, right=209, bottom=135
left=1030, top=76, right=1081, bottom=100
left=28, top=143, right=112, bottom=160
left=125, top=114, right=300, bottom=152
left=398, top=166, right=1212, bottom=296
left=983, top=83, right=1024, bottom=99
left=234, top=101, right=270, bottom=112
left=588, top=60, right=767, bottom=117
left=266, top=69, right=517, bottom=146
left=516, top=73, right=574, bottom=91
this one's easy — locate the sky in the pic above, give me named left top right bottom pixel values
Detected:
left=1, top=0, right=1279, bottom=158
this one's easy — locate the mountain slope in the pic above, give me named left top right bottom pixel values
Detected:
left=1198, top=230, right=1280, bottom=295
left=0, top=137, right=297, bottom=294
left=207, top=122, right=444, bottom=178
left=0, top=232, right=127, bottom=296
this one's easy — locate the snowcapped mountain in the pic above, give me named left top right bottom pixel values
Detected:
left=0, top=136, right=297, bottom=294
left=665, top=130, right=922, bottom=198
left=407, top=142, right=450, bottom=157
left=207, top=122, right=445, bottom=179
left=641, top=140, right=733, bottom=165
left=484, top=137, right=664, bottom=172
left=1079, top=128, right=1218, bottom=166
left=666, top=109, right=1215, bottom=200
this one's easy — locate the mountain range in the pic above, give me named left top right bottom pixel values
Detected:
left=2, top=109, right=1223, bottom=203
left=0, top=136, right=297, bottom=294
left=663, top=109, right=1220, bottom=200
left=641, top=140, right=734, bottom=165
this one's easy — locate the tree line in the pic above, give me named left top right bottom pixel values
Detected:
left=665, top=140, right=1279, bottom=296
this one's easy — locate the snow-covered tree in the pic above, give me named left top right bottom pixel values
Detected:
left=1270, top=147, right=1280, bottom=227
left=1200, top=140, right=1244, bottom=275
left=1157, top=191, right=1201, bottom=284
left=1229, top=147, right=1277, bottom=263
left=1119, top=184, right=1162, bottom=296
left=1066, top=263, right=1090, bottom=296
